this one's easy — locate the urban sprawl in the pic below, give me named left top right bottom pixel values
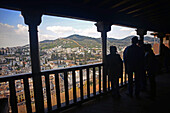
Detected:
left=0, top=45, right=106, bottom=112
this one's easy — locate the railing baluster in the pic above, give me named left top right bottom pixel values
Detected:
left=72, top=70, right=77, bottom=103
left=124, top=72, right=127, bottom=85
left=93, top=67, right=96, bottom=96
left=45, top=73, right=52, bottom=111
left=9, top=79, right=18, bottom=113
left=79, top=69, right=84, bottom=101
left=86, top=68, right=90, bottom=98
left=121, top=64, right=123, bottom=86
left=121, top=74, right=123, bottom=86
left=64, top=71, right=69, bottom=105
left=103, top=66, right=107, bottom=92
left=23, top=77, right=32, bottom=113
left=55, top=73, right=61, bottom=108
left=99, top=66, right=101, bottom=94
left=108, top=75, right=110, bottom=91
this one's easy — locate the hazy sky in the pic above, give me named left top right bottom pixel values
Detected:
left=0, top=8, right=153, bottom=48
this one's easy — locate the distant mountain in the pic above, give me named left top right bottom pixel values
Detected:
left=144, top=36, right=160, bottom=43
left=40, top=40, right=54, bottom=43
left=40, top=34, right=101, bottom=49
left=107, top=36, right=134, bottom=47
left=39, top=34, right=159, bottom=49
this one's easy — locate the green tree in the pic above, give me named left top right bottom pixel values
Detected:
left=84, top=50, right=87, bottom=64
left=51, top=54, right=56, bottom=60
left=55, top=53, right=58, bottom=59
left=15, top=63, right=18, bottom=67
left=23, top=62, right=25, bottom=67
left=66, top=53, right=70, bottom=60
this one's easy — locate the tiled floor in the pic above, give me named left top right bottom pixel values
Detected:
left=62, top=73, right=170, bottom=113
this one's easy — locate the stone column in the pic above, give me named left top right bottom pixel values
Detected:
left=136, top=28, right=147, bottom=45
left=95, top=22, right=111, bottom=92
left=22, top=9, right=44, bottom=113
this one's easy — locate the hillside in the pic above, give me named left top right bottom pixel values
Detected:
left=39, top=34, right=159, bottom=49
left=40, top=34, right=101, bottom=49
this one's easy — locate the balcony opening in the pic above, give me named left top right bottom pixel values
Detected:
left=39, top=15, right=101, bottom=71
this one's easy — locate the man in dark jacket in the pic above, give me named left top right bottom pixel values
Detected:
left=145, top=44, right=158, bottom=100
left=123, top=36, right=144, bottom=98
left=106, top=46, right=123, bottom=98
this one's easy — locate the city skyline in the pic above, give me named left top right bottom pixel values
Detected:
left=0, top=8, right=154, bottom=48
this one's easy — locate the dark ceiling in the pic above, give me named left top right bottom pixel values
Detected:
left=0, top=0, right=170, bottom=33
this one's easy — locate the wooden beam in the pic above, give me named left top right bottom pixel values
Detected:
left=127, top=2, right=156, bottom=15
left=118, top=0, right=149, bottom=12
left=133, top=1, right=168, bottom=17
left=110, top=0, right=131, bottom=9
left=97, top=0, right=111, bottom=7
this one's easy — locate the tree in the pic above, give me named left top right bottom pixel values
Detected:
left=23, top=62, right=25, bottom=67
left=55, top=53, right=58, bottom=59
left=15, top=63, right=18, bottom=67
left=72, top=53, right=76, bottom=64
left=45, top=58, right=48, bottom=64
left=84, top=50, right=87, bottom=64
left=51, top=54, right=55, bottom=60
left=66, top=53, right=70, bottom=60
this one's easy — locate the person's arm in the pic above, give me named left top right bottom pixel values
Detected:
left=121, top=59, right=123, bottom=79
left=123, top=47, right=128, bottom=75
left=123, top=47, right=128, bottom=64
left=123, top=49, right=126, bottom=63
left=119, top=55, right=123, bottom=78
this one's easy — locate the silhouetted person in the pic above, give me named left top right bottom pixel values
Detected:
left=106, top=46, right=123, bottom=98
left=138, top=40, right=147, bottom=91
left=161, top=44, right=170, bottom=72
left=123, top=36, right=144, bottom=98
left=145, top=44, right=158, bottom=100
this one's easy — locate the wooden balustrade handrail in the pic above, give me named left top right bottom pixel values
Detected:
left=0, top=63, right=103, bottom=82
left=0, top=63, right=104, bottom=113
left=41, top=63, right=103, bottom=74
left=0, top=73, right=32, bottom=82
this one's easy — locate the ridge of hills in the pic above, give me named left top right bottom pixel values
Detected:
left=40, top=34, right=159, bottom=49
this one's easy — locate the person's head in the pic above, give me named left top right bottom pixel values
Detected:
left=132, top=36, right=138, bottom=45
left=110, top=46, right=117, bottom=54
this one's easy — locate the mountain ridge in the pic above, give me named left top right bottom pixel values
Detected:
left=39, top=34, right=159, bottom=49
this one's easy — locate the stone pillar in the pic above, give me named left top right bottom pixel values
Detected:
left=22, top=9, right=44, bottom=113
left=95, top=22, right=111, bottom=92
left=136, top=28, right=147, bottom=45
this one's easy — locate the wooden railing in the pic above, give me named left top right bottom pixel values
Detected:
left=41, top=63, right=103, bottom=112
left=0, top=63, right=127, bottom=113
left=0, top=73, right=33, bottom=113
